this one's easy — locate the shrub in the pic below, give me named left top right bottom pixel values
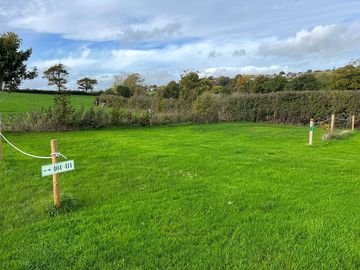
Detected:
left=98, top=94, right=127, bottom=107
left=192, top=93, right=220, bottom=122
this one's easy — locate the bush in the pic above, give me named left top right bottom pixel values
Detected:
left=192, top=93, right=220, bottom=122
left=98, top=94, right=127, bottom=107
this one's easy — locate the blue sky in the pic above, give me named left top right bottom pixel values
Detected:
left=0, top=0, right=360, bottom=90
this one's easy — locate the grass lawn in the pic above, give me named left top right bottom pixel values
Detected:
left=1, top=123, right=360, bottom=269
left=0, top=92, right=95, bottom=116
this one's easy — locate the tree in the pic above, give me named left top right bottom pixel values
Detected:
left=286, top=73, right=320, bottom=91
left=214, top=76, right=230, bottom=87
left=0, top=32, right=37, bottom=90
left=314, top=71, right=333, bottom=90
left=332, top=65, right=360, bottom=90
left=43, top=64, right=69, bottom=91
left=197, top=78, right=213, bottom=94
left=123, top=73, right=145, bottom=95
left=77, top=77, right=98, bottom=92
left=162, top=80, right=180, bottom=98
left=179, top=71, right=200, bottom=101
left=251, top=75, right=271, bottom=93
left=236, top=75, right=253, bottom=93
left=265, top=75, right=288, bottom=92
left=114, top=85, right=132, bottom=98
left=112, top=73, right=145, bottom=96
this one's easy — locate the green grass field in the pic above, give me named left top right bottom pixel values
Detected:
left=0, top=92, right=95, bottom=116
left=1, top=123, right=360, bottom=269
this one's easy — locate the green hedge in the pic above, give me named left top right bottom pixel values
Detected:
left=4, top=90, right=360, bottom=131
left=100, top=91, right=360, bottom=126
left=2, top=89, right=102, bottom=96
left=219, top=91, right=360, bottom=125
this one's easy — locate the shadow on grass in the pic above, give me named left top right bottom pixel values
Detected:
left=47, top=193, right=81, bottom=217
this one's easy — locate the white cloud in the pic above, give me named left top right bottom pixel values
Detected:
left=2, top=0, right=359, bottom=88
left=3, top=0, right=360, bottom=43
left=5, top=0, right=184, bottom=42
left=33, top=49, right=96, bottom=70
left=203, top=65, right=290, bottom=77
left=258, top=24, right=360, bottom=58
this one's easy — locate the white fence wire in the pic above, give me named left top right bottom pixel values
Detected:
left=0, top=132, right=67, bottom=160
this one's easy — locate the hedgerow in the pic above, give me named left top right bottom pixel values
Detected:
left=3, top=90, right=360, bottom=131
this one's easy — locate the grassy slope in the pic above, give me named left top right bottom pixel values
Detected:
left=1, top=123, right=360, bottom=269
left=0, top=92, right=95, bottom=115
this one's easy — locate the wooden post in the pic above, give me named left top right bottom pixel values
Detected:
left=51, top=139, right=60, bottom=208
left=352, top=115, right=355, bottom=131
left=330, top=114, right=335, bottom=134
left=309, top=119, right=314, bottom=146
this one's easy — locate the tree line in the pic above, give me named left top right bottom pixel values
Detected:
left=108, top=66, right=360, bottom=102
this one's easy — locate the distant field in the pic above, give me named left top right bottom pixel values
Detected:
left=0, top=92, right=95, bottom=116
left=1, top=123, right=360, bottom=269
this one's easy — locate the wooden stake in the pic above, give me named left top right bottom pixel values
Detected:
left=330, top=114, right=335, bottom=134
left=352, top=115, right=355, bottom=131
left=51, top=139, right=60, bottom=208
left=309, top=119, right=314, bottom=146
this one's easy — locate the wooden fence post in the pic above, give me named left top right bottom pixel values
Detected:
left=309, top=119, right=314, bottom=146
left=51, top=139, right=60, bottom=208
left=352, top=115, right=355, bottom=131
left=330, top=114, right=335, bottom=134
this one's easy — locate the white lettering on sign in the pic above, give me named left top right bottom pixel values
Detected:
left=41, top=160, right=75, bottom=177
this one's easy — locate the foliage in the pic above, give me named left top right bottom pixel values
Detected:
left=1, top=88, right=101, bottom=96
left=236, top=75, right=253, bottom=93
left=114, top=85, right=132, bottom=98
left=112, top=73, right=145, bottom=96
left=286, top=73, right=320, bottom=91
left=251, top=75, right=272, bottom=93
left=214, top=76, right=230, bottom=87
left=77, top=77, right=98, bottom=92
left=0, top=32, right=37, bottom=90
left=161, top=80, right=180, bottom=98
left=51, top=94, right=75, bottom=128
left=313, top=71, right=333, bottom=90
left=98, top=94, right=127, bottom=107
left=332, top=65, right=360, bottom=90
left=192, top=92, right=219, bottom=122
left=179, top=71, right=200, bottom=102
left=5, top=90, right=360, bottom=131
left=43, top=63, right=69, bottom=91
left=265, top=75, right=288, bottom=92
left=212, top=85, right=228, bottom=94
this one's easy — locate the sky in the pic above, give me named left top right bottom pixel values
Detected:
left=0, top=0, right=360, bottom=90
